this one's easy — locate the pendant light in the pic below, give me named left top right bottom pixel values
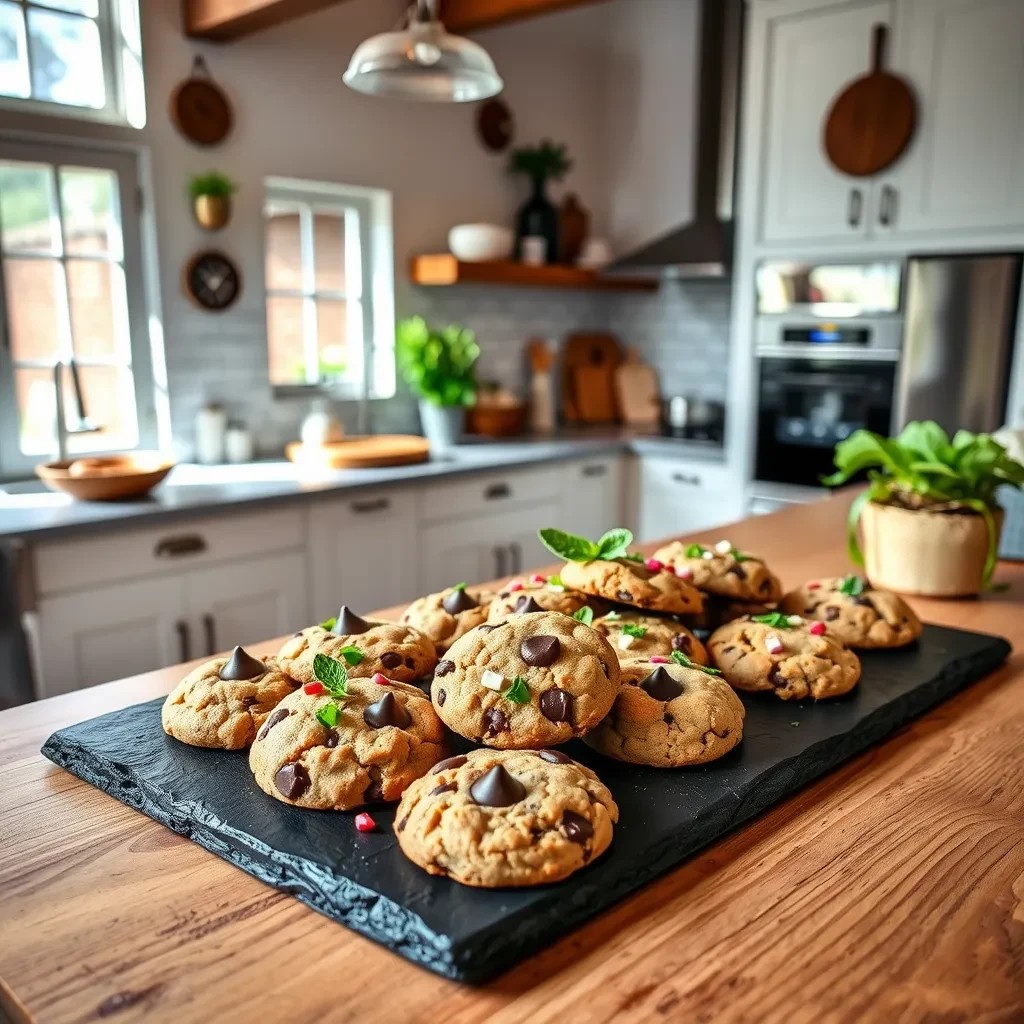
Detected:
left=343, top=0, right=503, bottom=103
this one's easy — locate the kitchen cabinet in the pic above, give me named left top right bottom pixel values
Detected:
left=560, top=456, right=624, bottom=543
left=636, top=457, right=742, bottom=544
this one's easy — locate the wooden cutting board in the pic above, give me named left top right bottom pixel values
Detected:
left=615, top=354, right=661, bottom=426
left=561, top=332, right=623, bottom=423
left=286, top=436, right=429, bottom=469
left=572, top=365, right=618, bottom=423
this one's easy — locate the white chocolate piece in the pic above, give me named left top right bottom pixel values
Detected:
left=617, top=633, right=636, bottom=651
left=480, top=670, right=505, bottom=691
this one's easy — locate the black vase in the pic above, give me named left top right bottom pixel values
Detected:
left=515, top=176, right=558, bottom=264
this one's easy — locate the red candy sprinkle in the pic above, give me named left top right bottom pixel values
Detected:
left=807, top=582, right=822, bottom=590
left=530, top=573, right=546, bottom=584
left=649, top=655, right=669, bottom=664
left=303, top=682, right=324, bottom=695
left=372, top=672, right=390, bottom=686
left=809, top=621, right=827, bottom=636
left=354, top=812, right=376, bottom=833
left=645, top=558, right=663, bottom=572
left=508, top=581, right=524, bottom=592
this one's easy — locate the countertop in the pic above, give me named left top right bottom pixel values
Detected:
left=0, top=430, right=725, bottom=542
left=2, top=493, right=1021, bottom=1023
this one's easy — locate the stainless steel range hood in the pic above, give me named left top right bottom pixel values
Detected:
left=608, top=0, right=742, bottom=280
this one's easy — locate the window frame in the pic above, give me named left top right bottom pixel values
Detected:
left=263, top=176, right=395, bottom=402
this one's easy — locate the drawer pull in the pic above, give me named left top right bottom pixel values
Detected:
left=582, top=464, right=607, bottom=478
left=175, top=620, right=191, bottom=662
left=350, top=496, right=390, bottom=514
left=493, top=545, right=507, bottom=577
left=202, top=613, right=216, bottom=657
left=672, top=473, right=702, bottom=486
left=155, top=534, right=207, bottom=558
left=484, top=482, right=511, bottom=501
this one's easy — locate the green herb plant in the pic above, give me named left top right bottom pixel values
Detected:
left=824, top=421, right=1024, bottom=583
left=395, top=316, right=479, bottom=408
left=508, top=140, right=572, bottom=183
left=187, top=171, right=237, bottom=199
left=538, top=527, right=635, bottom=564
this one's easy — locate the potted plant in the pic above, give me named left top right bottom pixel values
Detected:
left=396, top=316, right=479, bottom=450
left=824, top=420, right=1024, bottom=596
left=508, top=139, right=572, bottom=264
left=188, top=171, right=237, bottom=231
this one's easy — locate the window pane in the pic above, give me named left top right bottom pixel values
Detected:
left=122, top=48, right=145, bottom=128
left=60, top=167, right=121, bottom=257
left=265, top=210, right=303, bottom=291
left=66, top=364, right=138, bottom=454
left=313, top=212, right=346, bottom=292
left=0, top=161, right=59, bottom=253
left=118, top=0, right=140, bottom=52
left=15, top=366, right=56, bottom=455
left=0, top=2, right=30, bottom=99
left=30, top=0, right=100, bottom=16
left=316, top=299, right=347, bottom=380
left=266, top=295, right=306, bottom=384
left=4, top=257, right=64, bottom=362
left=27, top=7, right=104, bottom=109
left=68, top=259, right=127, bottom=360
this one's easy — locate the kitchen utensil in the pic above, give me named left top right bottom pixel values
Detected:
left=527, top=338, right=556, bottom=433
left=447, top=224, right=514, bottom=262
left=520, top=236, right=546, bottom=266
left=194, top=404, right=227, bottom=464
left=572, top=365, right=618, bottom=423
left=823, top=24, right=916, bottom=177
left=614, top=351, right=661, bottom=427
left=561, top=333, right=623, bottom=423
left=466, top=403, right=527, bottom=437
left=285, top=436, right=429, bottom=470
left=36, top=453, right=175, bottom=501
left=558, top=193, right=589, bottom=265
left=224, top=422, right=254, bottom=464
left=170, top=56, right=233, bottom=147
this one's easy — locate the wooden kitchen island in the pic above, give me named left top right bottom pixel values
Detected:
left=2, top=495, right=1022, bottom=1024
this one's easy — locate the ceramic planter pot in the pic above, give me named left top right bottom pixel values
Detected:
left=194, top=195, right=231, bottom=231
left=418, top=401, right=464, bottom=451
left=860, top=500, right=1003, bottom=597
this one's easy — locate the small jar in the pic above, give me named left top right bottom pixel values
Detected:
left=225, top=421, right=254, bottom=464
left=195, top=404, right=227, bottom=464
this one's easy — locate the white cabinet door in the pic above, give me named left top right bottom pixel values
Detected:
left=501, top=499, right=564, bottom=577
left=186, top=552, right=309, bottom=658
left=34, top=575, right=188, bottom=697
left=880, top=0, right=1024, bottom=235
left=307, top=488, right=418, bottom=619
left=637, top=458, right=742, bottom=544
left=760, top=0, right=892, bottom=244
left=559, top=457, right=624, bottom=543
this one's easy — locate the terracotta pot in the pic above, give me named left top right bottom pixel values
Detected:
left=860, top=500, right=1003, bottom=597
left=194, top=194, right=231, bottom=230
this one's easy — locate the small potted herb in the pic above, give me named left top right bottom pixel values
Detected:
left=395, top=316, right=479, bottom=450
left=508, top=139, right=572, bottom=264
left=824, top=421, right=1024, bottom=596
left=188, top=171, right=237, bottom=231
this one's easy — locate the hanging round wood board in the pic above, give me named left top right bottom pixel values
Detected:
left=476, top=98, right=514, bottom=152
left=171, top=56, right=233, bottom=147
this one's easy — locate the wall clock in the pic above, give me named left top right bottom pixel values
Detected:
left=170, top=56, right=233, bottom=147
left=184, top=250, right=241, bottom=311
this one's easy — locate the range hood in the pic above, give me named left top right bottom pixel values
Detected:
left=608, top=0, right=743, bottom=280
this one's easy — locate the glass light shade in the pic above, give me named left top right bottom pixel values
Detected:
left=343, top=20, right=503, bottom=102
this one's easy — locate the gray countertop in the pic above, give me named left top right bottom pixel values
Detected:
left=0, top=430, right=726, bottom=543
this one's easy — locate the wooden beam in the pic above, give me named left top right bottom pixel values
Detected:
left=440, top=0, right=606, bottom=33
left=183, top=0, right=351, bottom=42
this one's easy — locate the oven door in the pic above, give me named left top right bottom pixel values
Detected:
left=755, top=358, right=896, bottom=487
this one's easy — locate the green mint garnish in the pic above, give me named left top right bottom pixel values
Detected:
left=548, top=575, right=563, bottom=587
left=621, top=552, right=645, bottom=563
left=670, top=650, right=722, bottom=676
left=338, top=645, right=364, bottom=666
left=684, top=543, right=706, bottom=558
left=622, top=623, right=647, bottom=638
left=752, top=612, right=795, bottom=628
left=733, top=550, right=751, bottom=563
left=316, top=702, right=339, bottom=728
left=839, top=574, right=865, bottom=596
left=452, top=581, right=467, bottom=591
left=538, top=526, right=635, bottom=564
left=503, top=676, right=530, bottom=704
left=319, top=617, right=336, bottom=631
left=572, top=606, right=594, bottom=626
left=313, top=652, right=349, bottom=698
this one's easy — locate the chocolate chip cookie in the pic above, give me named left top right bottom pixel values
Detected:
left=277, top=606, right=437, bottom=685
left=779, top=576, right=923, bottom=649
left=652, top=539, right=783, bottom=603
left=161, top=646, right=298, bottom=750
left=560, top=557, right=704, bottom=615
left=709, top=617, right=861, bottom=701
left=394, top=748, right=617, bottom=887
left=431, top=610, right=620, bottom=748
left=592, top=609, right=708, bottom=664
left=249, top=675, right=446, bottom=810
left=585, top=663, right=745, bottom=766
left=486, top=575, right=600, bottom=622
left=400, top=585, right=494, bottom=653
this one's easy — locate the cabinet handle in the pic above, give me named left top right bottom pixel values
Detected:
left=508, top=542, right=522, bottom=574
left=847, top=188, right=863, bottom=228
left=202, top=613, right=216, bottom=657
left=672, top=473, right=702, bottom=486
left=155, top=534, right=207, bottom=559
left=350, top=496, right=390, bottom=514
left=493, top=545, right=507, bottom=578
left=175, top=620, right=191, bottom=663
left=581, top=464, right=607, bottom=478
left=878, top=184, right=897, bottom=226
left=484, top=482, right=511, bottom=501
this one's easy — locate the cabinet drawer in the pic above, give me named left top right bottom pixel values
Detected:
left=419, top=466, right=561, bottom=522
left=639, top=456, right=734, bottom=493
left=34, top=507, right=305, bottom=596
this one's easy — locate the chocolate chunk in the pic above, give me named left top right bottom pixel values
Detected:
left=539, top=749, right=572, bottom=764
left=663, top=711, right=674, bottom=724
left=430, top=782, right=457, bottom=796
left=641, top=667, right=684, bottom=701
left=332, top=606, right=371, bottom=636
left=671, top=633, right=691, bottom=653
left=854, top=597, right=875, bottom=610
left=432, top=754, right=467, bottom=774
left=380, top=651, right=402, bottom=669
left=364, top=779, right=384, bottom=803
left=722, top=644, right=736, bottom=653
left=404, top=656, right=414, bottom=669
left=292, top=631, right=304, bottom=638
left=499, top=591, right=509, bottom=599
left=824, top=606, right=840, bottom=621
left=521, top=634, right=561, bottom=667
left=600, top=660, right=610, bottom=676
left=478, top=624, right=497, bottom=633
left=483, top=708, right=509, bottom=736
left=363, top=691, right=411, bottom=729
left=515, top=596, right=545, bottom=614
left=469, top=765, right=526, bottom=807
left=539, top=688, right=571, bottom=723
left=397, top=813, right=409, bottom=832
left=759, top=579, right=773, bottom=594
left=769, top=667, right=786, bottom=688
left=274, top=762, right=309, bottom=800
left=442, top=587, right=478, bottom=615
left=726, top=564, right=747, bottom=580
left=437, top=688, right=446, bottom=706
left=561, top=809, right=593, bottom=844
left=323, top=729, right=339, bottom=749
left=257, top=707, right=290, bottom=740
left=435, top=659, right=455, bottom=676
left=616, top=589, right=633, bottom=602
left=219, top=646, right=265, bottom=681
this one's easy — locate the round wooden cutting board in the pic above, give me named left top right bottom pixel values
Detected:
left=170, top=56, right=233, bottom=147
left=286, top=436, right=430, bottom=470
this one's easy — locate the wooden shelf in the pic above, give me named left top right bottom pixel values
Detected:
left=409, top=254, right=658, bottom=292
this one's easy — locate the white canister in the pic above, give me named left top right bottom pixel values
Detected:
left=300, top=398, right=344, bottom=446
left=195, top=404, right=227, bottom=464
left=225, top=422, right=254, bottom=464
left=521, top=236, right=546, bottom=267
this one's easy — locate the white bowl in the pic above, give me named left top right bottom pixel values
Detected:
left=448, top=223, right=514, bottom=263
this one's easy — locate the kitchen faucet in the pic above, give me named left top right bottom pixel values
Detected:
left=53, top=359, right=102, bottom=461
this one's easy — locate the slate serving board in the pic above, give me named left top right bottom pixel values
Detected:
left=42, top=623, right=1010, bottom=983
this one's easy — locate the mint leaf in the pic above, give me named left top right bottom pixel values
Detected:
left=684, top=543, right=706, bottom=558
left=671, top=650, right=722, bottom=675
left=452, top=581, right=467, bottom=591
left=313, top=653, right=349, bottom=698
left=620, top=552, right=645, bottom=563
left=548, top=574, right=564, bottom=587
left=538, top=527, right=600, bottom=563
left=597, top=528, right=634, bottom=560
left=622, top=623, right=647, bottom=638
left=572, top=606, right=594, bottom=626
left=338, top=645, right=364, bottom=666
left=733, top=550, right=751, bottom=563
left=839, top=575, right=865, bottom=597
left=752, top=612, right=793, bottom=628
left=316, top=702, right=339, bottom=728
left=503, top=676, right=530, bottom=704
left=319, top=617, right=336, bottom=631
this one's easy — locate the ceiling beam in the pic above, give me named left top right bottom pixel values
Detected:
left=440, top=0, right=606, bottom=33
left=183, top=0, right=352, bottom=42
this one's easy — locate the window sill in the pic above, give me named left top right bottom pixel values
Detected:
left=271, top=384, right=397, bottom=402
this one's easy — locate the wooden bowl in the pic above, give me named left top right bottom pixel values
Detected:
left=35, top=452, right=175, bottom=501
left=466, top=403, right=527, bottom=437
left=285, top=435, right=430, bottom=470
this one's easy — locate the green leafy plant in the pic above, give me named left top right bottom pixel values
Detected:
left=538, top=527, right=635, bottom=563
left=395, top=316, right=479, bottom=407
left=187, top=171, right=237, bottom=199
left=508, top=140, right=572, bottom=183
left=824, top=421, right=1024, bottom=583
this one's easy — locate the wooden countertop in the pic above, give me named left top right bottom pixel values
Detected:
left=2, top=495, right=1023, bottom=1023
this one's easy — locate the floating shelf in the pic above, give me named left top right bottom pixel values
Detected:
left=409, top=254, right=659, bottom=292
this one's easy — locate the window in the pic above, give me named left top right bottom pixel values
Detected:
left=0, top=0, right=144, bottom=127
left=0, top=138, right=158, bottom=478
left=264, top=177, right=395, bottom=399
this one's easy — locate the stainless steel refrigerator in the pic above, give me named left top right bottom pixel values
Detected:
left=896, top=253, right=1021, bottom=432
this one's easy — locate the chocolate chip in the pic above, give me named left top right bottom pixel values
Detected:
left=402, top=613, right=410, bottom=622
left=539, top=688, right=571, bottom=723
left=722, top=644, right=736, bottom=653
left=824, top=606, right=840, bottom=621
left=430, top=782, right=457, bottom=796
left=561, top=810, right=593, bottom=844
left=257, top=707, right=290, bottom=740
left=538, top=749, right=572, bottom=764
left=671, top=633, right=691, bottom=653
left=759, top=579, right=773, bottom=594
left=323, top=729, right=339, bottom=749
left=435, top=659, right=455, bottom=676
left=641, top=667, right=684, bottom=701
left=854, top=597, right=875, bottom=609
left=380, top=651, right=402, bottom=669
left=521, top=634, right=561, bottom=667
left=600, top=660, right=610, bottom=676
left=516, top=596, right=545, bottom=614
left=292, top=631, right=304, bottom=638
left=242, top=696, right=258, bottom=708
left=499, top=591, right=509, bottom=599
left=442, top=587, right=478, bottom=615
left=333, top=606, right=372, bottom=635
left=469, top=765, right=526, bottom=807
left=727, top=564, right=747, bottom=580
left=769, top=667, right=786, bottom=688
left=483, top=708, right=508, bottom=736
left=616, top=590, right=633, bottom=602
left=405, top=656, right=415, bottom=669
left=432, top=755, right=467, bottom=774
left=397, top=813, right=409, bottom=832
left=478, top=624, right=497, bottom=633
left=364, top=779, right=384, bottom=803
left=274, top=762, right=309, bottom=800
left=804, top=606, right=816, bottom=615
left=219, top=646, right=265, bottom=681
left=363, top=691, right=411, bottom=729
left=663, top=711, right=674, bottom=724
left=437, top=688, right=446, bottom=706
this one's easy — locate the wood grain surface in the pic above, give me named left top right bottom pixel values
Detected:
left=2, top=495, right=1023, bottom=1023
